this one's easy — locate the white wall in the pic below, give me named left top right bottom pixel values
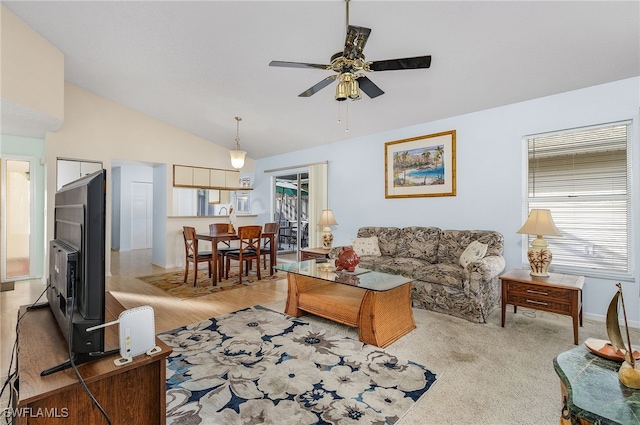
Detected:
left=0, top=5, right=63, bottom=137
left=254, top=77, right=640, bottom=324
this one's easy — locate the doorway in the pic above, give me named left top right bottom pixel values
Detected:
left=2, top=157, right=35, bottom=281
left=274, top=173, right=309, bottom=258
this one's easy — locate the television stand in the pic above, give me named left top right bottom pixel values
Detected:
left=15, top=292, right=172, bottom=425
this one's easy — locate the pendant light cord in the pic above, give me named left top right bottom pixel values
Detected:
left=235, top=116, right=242, bottom=150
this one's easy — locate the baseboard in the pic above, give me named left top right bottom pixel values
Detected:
left=583, top=312, right=640, bottom=330
left=0, top=281, right=15, bottom=292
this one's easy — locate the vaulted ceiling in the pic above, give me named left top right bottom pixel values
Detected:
left=4, top=1, right=639, bottom=159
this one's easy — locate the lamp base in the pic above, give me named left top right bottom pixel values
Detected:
left=322, top=227, right=334, bottom=249
left=529, top=270, right=550, bottom=278
left=527, top=236, right=552, bottom=277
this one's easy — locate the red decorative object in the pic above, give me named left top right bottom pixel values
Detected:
left=335, top=247, right=360, bottom=272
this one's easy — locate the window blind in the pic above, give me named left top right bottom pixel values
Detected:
left=525, top=122, right=631, bottom=275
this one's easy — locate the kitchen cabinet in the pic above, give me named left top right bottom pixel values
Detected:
left=173, top=165, right=246, bottom=190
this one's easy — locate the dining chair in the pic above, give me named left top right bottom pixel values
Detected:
left=260, top=222, right=279, bottom=270
left=225, top=225, right=262, bottom=285
left=288, top=221, right=298, bottom=249
left=182, top=226, right=213, bottom=286
left=209, top=223, right=234, bottom=280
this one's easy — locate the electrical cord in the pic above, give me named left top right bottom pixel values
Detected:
left=1, top=283, right=50, bottom=425
left=67, top=292, right=112, bottom=425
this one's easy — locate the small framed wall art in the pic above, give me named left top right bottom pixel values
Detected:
left=384, top=130, right=456, bottom=198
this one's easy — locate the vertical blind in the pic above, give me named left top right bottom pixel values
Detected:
left=525, top=122, right=631, bottom=274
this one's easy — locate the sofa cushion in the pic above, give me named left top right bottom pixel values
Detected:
left=351, top=236, right=381, bottom=257
left=395, top=226, right=441, bottom=263
left=358, top=255, right=429, bottom=278
left=437, top=230, right=504, bottom=265
left=357, top=227, right=402, bottom=256
left=459, top=240, right=488, bottom=268
left=414, top=263, right=466, bottom=289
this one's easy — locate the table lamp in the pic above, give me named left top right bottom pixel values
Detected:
left=317, top=210, right=338, bottom=249
left=517, top=209, right=561, bottom=277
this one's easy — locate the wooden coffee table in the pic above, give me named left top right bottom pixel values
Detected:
left=276, top=261, right=415, bottom=348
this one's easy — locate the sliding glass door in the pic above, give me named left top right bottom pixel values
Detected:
left=274, top=173, right=309, bottom=257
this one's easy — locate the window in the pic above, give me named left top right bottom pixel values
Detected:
left=524, top=122, right=631, bottom=277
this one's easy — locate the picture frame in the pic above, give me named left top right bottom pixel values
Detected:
left=385, top=130, right=456, bottom=198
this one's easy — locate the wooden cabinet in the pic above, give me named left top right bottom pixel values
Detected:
left=173, top=165, right=244, bottom=190
left=173, top=165, right=193, bottom=186
left=193, top=167, right=210, bottom=187
left=209, top=169, right=226, bottom=187
left=14, top=292, right=171, bottom=425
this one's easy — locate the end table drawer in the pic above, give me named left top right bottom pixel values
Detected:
left=303, top=252, right=329, bottom=260
left=507, top=294, right=572, bottom=314
left=506, top=281, right=571, bottom=301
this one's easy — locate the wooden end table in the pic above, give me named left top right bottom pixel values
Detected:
left=300, top=247, right=331, bottom=261
left=500, top=268, right=584, bottom=345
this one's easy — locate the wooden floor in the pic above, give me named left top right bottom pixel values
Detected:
left=1, top=249, right=291, bottom=378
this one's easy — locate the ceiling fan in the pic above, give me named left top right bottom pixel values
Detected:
left=269, top=0, right=432, bottom=101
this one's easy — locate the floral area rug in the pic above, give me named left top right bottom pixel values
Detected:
left=158, top=306, right=438, bottom=424
left=137, top=267, right=283, bottom=300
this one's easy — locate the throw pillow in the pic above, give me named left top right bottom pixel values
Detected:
left=351, top=236, right=382, bottom=257
left=459, top=240, right=488, bottom=268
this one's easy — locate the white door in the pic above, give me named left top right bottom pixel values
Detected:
left=131, top=182, right=153, bottom=250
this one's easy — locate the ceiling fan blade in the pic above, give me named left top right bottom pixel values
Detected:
left=357, top=76, right=384, bottom=99
left=343, top=25, right=371, bottom=60
left=369, top=55, right=432, bottom=71
left=298, top=76, right=336, bottom=97
left=269, top=61, right=329, bottom=70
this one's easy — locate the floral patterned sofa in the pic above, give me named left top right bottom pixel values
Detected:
left=332, top=226, right=506, bottom=323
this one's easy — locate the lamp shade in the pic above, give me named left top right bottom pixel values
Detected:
left=229, top=150, right=246, bottom=170
left=517, top=209, right=561, bottom=237
left=317, top=209, right=338, bottom=226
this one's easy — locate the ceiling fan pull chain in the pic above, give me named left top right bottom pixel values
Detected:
left=337, top=102, right=342, bottom=124
left=345, top=102, right=350, bottom=133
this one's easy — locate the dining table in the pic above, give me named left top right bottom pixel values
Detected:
left=196, top=229, right=277, bottom=285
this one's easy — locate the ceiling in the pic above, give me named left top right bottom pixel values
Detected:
left=3, top=1, right=639, bottom=160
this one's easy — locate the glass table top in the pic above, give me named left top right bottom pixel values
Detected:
left=275, top=260, right=412, bottom=291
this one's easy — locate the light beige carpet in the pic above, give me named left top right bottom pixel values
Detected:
left=262, top=299, right=639, bottom=425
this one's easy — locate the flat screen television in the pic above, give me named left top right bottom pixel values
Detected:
left=43, top=169, right=110, bottom=375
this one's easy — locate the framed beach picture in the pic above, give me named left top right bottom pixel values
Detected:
left=385, top=130, right=456, bottom=198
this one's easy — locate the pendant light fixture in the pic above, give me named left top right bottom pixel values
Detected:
left=229, top=116, right=246, bottom=170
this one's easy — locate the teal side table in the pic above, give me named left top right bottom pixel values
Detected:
left=553, top=345, right=640, bottom=424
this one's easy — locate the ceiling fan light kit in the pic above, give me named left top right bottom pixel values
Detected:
left=269, top=0, right=431, bottom=102
left=335, top=73, right=361, bottom=101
